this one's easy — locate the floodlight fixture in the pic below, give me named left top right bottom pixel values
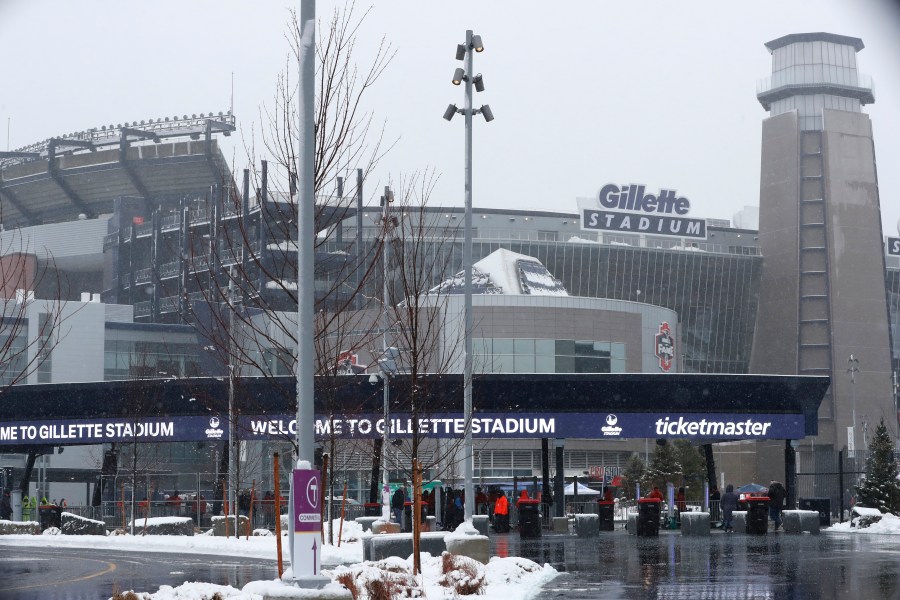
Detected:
left=472, top=34, right=484, bottom=52
left=456, top=44, right=466, bottom=61
left=473, top=74, right=484, bottom=92
left=443, top=104, right=458, bottom=121
left=480, top=104, right=494, bottom=122
left=452, top=68, right=465, bottom=86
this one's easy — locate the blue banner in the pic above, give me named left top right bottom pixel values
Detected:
left=0, top=412, right=805, bottom=445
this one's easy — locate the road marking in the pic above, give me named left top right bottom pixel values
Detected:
left=4, top=558, right=117, bottom=591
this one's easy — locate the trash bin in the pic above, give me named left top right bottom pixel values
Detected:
left=637, top=498, right=661, bottom=537
left=38, top=504, right=62, bottom=530
left=363, top=502, right=382, bottom=517
left=517, top=499, right=542, bottom=538
left=798, top=497, right=831, bottom=527
left=597, top=500, right=615, bottom=531
left=744, top=496, right=769, bottom=534
left=403, top=501, right=413, bottom=532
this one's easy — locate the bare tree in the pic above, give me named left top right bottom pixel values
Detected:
left=378, top=172, right=472, bottom=573
left=156, top=2, right=397, bottom=529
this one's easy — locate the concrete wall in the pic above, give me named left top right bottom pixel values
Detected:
left=750, top=110, right=801, bottom=376
left=821, top=109, right=895, bottom=445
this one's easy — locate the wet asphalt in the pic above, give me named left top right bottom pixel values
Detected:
left=502, top=529, right=900, bottom=600
left=2, top=528, right=898, bottom=599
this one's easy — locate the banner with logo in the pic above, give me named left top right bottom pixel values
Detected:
left=0, top=411, right=806, bottom=444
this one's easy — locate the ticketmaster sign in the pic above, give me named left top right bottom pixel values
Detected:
left=0, top=412, right=805, bottom=445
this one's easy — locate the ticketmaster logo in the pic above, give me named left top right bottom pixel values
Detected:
left=655, top=417, right=772, bottom=437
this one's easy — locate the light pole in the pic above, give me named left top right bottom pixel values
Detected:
left=380, top=185, right=396, bottom=519
left=444, top=30, right=492, bottom=521
left=847, top=354, right=860, bottom=453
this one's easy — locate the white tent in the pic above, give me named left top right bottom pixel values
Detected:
left=563, top=482, right=602, bottom=496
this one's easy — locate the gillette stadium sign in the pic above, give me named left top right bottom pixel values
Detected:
left=579, top=183, right=707, bottom=240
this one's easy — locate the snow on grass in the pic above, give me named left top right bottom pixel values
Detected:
left=0, top=517, right=365, bottom=565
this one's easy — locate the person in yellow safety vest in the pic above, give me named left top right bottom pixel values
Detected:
left=21, top=496, right=34, bottom=521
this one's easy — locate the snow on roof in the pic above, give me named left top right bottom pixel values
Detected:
left=432, top=248, right=568, bottom=296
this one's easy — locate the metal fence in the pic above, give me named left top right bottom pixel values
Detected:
left=795, top=448, right=870, bottom=520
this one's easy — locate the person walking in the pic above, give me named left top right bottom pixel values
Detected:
left=767, top=480, right=787, bottom=531
left=493, top=490, right=510, bottom=533
left=710, top=486, right=721, bottom=525
left=720, top=484, right=740, bottom=532
left=647, top=486, right=664, bottom=500
left=391, top=487, right=406, bottom=525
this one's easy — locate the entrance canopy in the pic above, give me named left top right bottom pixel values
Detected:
left=563, top=482, right=601, bottom=496
left=0, top=373, right=828, bottom=449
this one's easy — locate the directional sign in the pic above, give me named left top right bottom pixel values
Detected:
left=291, top=469, right=322, bottom=578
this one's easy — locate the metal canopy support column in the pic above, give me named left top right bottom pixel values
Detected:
left=554, top=439, right=565, bottom=518
left=118, top=128, right=157, bottom=214
left=0, top=184, right=40, bottom=225
left=785, top=440, right=797, bottom=509
left=47, top=139, right=96, bottom=218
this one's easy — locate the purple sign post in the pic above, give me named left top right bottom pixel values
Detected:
left=291, top=469, right=322, bottom=577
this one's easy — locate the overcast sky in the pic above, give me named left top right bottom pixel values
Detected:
left=2, top=0, right=899, bottom=236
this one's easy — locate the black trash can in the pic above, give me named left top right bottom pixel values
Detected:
left=517, top=499, right=542, bottom=538
left=745, top=496, right=769, bottom=534
left=637, top=499, right=661, bottom=537
left=363, top=502, right=381, bottom=517
left=38, top=505, right=62, bottom=530
left=798, top=497, right=831, bottom=527
left=597, top=500, right=615, bottom=531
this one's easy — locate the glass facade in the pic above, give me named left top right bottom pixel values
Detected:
left=475, top=338, right=626, bottom=374
left=342, top=236, right=761, bottom=375
left=0, top=320, right=27, bottom=387
left=104, top=339, right=204, bottom=381
left=760, top=36, right=874, bottom=131
left=887, top=268, right=900, bottom=374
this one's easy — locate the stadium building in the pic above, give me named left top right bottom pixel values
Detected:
left=1, top=34, right=899, bottom=507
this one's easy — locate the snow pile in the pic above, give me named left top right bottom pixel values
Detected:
left=127, top=516, right=193, bottom=527
left=324, top=549, right=557, bottom=600
left=828, top=510, right=900, bottom=534
left=444, top=519, right=480, bottom=540
left=91, top=543, right=557, bottom=599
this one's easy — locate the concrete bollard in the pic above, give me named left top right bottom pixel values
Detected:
left=446, top=533, right=490, bottom=564
left=472, top=515, right=490, bottom=536
left=575, top=514, right=599, bottom=537
left=783, top=510, right=820, bottom=534
left=372, top=521, right=401, bottom=535
left=626, top=513, right=637, bottom=535
left=680, top=512, right=710, bottom=536
left=551, top=517, right=569, bottom=534
left=732, top=511, right=747, bottom=533
left=355, top=516, right=380, bottom=532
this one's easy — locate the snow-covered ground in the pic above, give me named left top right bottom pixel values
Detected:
left=826, top=510, right=900, bottom=534
left=0, top=519, right=558, bottom=600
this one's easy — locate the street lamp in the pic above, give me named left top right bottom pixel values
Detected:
left=379, top=186, right=396, bottom=519
left=847, top=354, right=860, bottom=453
left=444, top=29, right=493, bottom=521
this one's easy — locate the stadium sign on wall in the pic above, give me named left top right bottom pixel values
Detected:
left=578, top=183, right=707, bottom=240
left=655, top=322, right=675, bottom=372
left=887, top=237, right=900, bottom=256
